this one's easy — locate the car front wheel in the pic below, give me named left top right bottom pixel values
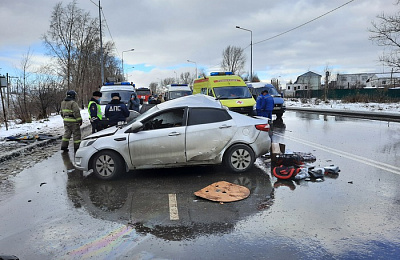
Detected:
left=224, top=144, right=255, bottom=173
left=92, top=150, right=125, bottom=180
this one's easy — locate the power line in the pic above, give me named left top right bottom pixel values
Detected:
left=89, top=0, right=119, bottom=56
left=101, top=8, right=119, bottom=56
left=254, top=0, right=356, bottom=45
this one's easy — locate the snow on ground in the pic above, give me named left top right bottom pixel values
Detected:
left=0, top=109, right=90, bottom=140
left=1, top=99, right=400, bottom=140
left=285, top=98, right=400, bottom=113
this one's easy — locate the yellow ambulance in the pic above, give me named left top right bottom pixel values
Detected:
left=192, top=72, right=255, bottom=115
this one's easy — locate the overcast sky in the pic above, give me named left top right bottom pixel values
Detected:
left=0, top=0, right=397, bottom=88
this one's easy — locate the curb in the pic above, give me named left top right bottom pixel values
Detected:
left=0, top=124, right=92, bottom=163
left=286, top=107, right=400, bottom=123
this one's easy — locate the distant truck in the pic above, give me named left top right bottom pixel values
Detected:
left=247, top=82, right=286, bottom=118
left=135, top=87, right=152, bottom=104
left=100, top=82, right=136, bottom=105
left=164, top=84, right=192, bottom=101
left=192, top=72, right=255, bottom=115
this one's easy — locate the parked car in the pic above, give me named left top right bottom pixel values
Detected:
left=164, top=84, right=192, bottom=101
left=74, top=94, right=271, bottom=180
left=247, top=82, right=286, bottom=118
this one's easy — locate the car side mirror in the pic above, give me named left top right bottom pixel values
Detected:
left=128, top=121, right=143, bottom=133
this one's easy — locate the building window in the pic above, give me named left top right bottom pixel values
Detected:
left=361, top=76, right=368, bottom=81
left=287, top=86, right=291, bottom=90
left=382, top=81, right=386, bottom=85
left=294, top=87, right=296, bottom=90
left=305, top=86, right=308, bottom=90
left=341, top=77, right=347, bottom=81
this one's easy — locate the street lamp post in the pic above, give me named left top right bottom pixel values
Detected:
left=236, top=26, right=252, bottom=82
left=187, top=59, right=198, bottom=79
left=122, top=48, right=134, bottom=81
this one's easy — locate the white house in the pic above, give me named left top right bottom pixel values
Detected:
left=285, top=71, right=322, bottom=97
left=365, top=73, right=400, bottom=88
left=336, top=73, right=375, bottom=89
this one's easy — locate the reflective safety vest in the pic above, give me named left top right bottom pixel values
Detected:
left=88, top=100, right=102, bottom=120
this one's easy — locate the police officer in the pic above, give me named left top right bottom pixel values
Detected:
left=105, top=92, right=130, bottom=126
left=88, top=91, right=103, bottom=133
left=60, top=90, right=82, bottom=152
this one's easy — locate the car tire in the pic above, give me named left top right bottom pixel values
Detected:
left=92, top=150, right=125, bottom=180
left=224, top=144, right=255, bottom=173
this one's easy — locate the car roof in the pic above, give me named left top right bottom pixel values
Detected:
left=157, top=94, right=223, bottom=109
left=247, top=82, right=275, bottom=89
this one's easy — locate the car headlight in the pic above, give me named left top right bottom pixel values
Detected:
left=80, top=139, right=97, bottom=147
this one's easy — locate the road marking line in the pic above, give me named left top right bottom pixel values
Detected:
left=168, top=194, right=179, bottom=220
left=275, top=133, right=400, bottom=175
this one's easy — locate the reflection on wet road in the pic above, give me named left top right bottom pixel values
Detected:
left=0, top=111, right=399, bottom=259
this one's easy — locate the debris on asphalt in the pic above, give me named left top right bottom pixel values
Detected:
left=194, top=181, right=250, bottom=202
left=269, top=143, right=340, bottom=182
left=6, top=134, right=58, bottom=142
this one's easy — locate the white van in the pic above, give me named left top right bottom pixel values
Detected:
left=247, top=82, right=286, bottom=118
left=164, top=84, right=192, bottom=101
left=100, top=82, right=136, bottom=105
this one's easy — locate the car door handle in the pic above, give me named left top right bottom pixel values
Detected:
left=114, top=137, right=126, bottom=141
left=219, top=124, right=232, bottom=129
left=168, top=132, right=181, bottom=136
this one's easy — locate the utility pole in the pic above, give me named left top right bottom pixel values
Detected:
left=325, top=71, right=330, bottom=101
left=99, top=0, right=104, bottom=84
left=0, top=75, right=8, bottom=130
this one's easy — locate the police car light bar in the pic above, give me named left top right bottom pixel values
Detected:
left=104, top=82, right=134, bottom=86
left=171, top=84, right=188, bottom=86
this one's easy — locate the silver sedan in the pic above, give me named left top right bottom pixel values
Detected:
left=74, top=94, right=271, bottom=180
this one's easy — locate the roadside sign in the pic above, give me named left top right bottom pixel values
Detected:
left=0, top=76, right=6, bottom=88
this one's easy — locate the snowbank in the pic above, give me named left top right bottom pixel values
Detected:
left=285, top=98, right=400, bottom=113
left=0, top=109, right=90, bottom=140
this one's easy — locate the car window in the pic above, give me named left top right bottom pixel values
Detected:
left=142, top=108, right=185, bottom=130
left=187, top=108, right=232, bottom=126
left=213, top=86, right=252, bottom=99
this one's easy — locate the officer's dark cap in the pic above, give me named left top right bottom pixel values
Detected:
left=93, top=91, right=102, bottom=97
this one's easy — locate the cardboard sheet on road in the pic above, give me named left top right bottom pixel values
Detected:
left=194, top=181, right=250, bottom=202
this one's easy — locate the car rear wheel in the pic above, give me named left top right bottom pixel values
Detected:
left=92, top=150, right=125, bottom=180
left=224, top=144, right=255, bottom=173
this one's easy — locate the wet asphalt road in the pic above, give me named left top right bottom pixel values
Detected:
left=0, top=111, right=400, bottom=259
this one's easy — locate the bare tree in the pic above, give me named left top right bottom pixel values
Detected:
left=31, top=65, right=64, bottom=119
left=243, top=72, right=259, bottom=82
left=221, top=45, right=246, bottom=75
left=12, top=49, right=34, bottom=123
left=163, top=77, right=176, bottom=86
left=43, top=1, right=80, bottom=89
left=198, top=68, right=208, bottom=78
left=179, top=72, right=194, bottom=84
left=42, top=1, right=120, bottom=108
left=369, top=3, right=400, bottom=71
left=149, top=82, right=158, bottom=94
